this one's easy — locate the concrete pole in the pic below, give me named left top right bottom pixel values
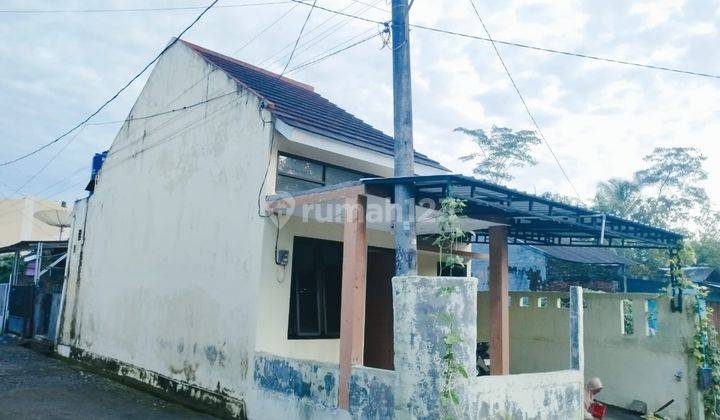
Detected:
left=391, top=0, right=417, bottom=276
left=569, top=286, right=584, bottom=375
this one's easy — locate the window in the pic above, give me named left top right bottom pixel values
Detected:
left=519, top=296, right=530, bottom=307
left=288, top=237, right=343, bottom=339
left=645, top=299, right=658, bottom=337
left=621, top=299, right=634, bottom=335
left=537, top=297, right=548, bottom=308
left=276, top=153, right=371, bottom=194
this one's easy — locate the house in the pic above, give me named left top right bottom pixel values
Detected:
left=471, top=244, right=635, bottom=292
left=0, top=198, right=69, bottom=248
left=54, top=39, right=686, bottom=418
left=0, top=240, right=68, bottom=341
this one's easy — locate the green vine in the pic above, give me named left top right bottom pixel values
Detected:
left=433, top=195, right=471, bottom=419
left=668, top=260, right=720, bottom=416
left=433, top=196, right=469, bottom=275
left=436, top=287, right=469, bottom=419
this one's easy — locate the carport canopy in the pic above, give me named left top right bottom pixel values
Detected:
left=266, top=174, right=683, bottom=408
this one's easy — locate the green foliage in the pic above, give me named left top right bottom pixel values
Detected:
left=0, top=254, right=14, bottom=283
left=433, top=197, right=470, bottom=275
left=593, top=147, right=708, bottom=229
left=435, top=286, right=469, bottom=419
left=671, top=266, right=720, bottom=417
left=455, top=126, right=541, bottom=185
left=591, top=147, right=713, bottom=275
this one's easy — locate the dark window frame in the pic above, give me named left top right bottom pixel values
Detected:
left=288, top=236, right=344, bottom=340
left=276, top=152, right=373, bottom=193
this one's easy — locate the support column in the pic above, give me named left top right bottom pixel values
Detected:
left=488, top=225, right=509, bottom=375
left=569, top=286, right=584, bottom=374
left=338, top=194, right=367, bottom=409
left=10, top=250, right=19, bottom=284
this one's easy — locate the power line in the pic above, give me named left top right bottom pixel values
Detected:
left=231, top=3, right=301, bottom=55
left=280, top=0, right=319, bottom=76
left=413, top=24, right=720, bottom=81
left=287, top=31, right=381, bottom=74
left=0, top=0, right=220, bottom=168
left=257, top=0, right=365, bottom=69
left=87, top=90, right=238, bottom=126
left=467, top=0, right=582, bottom=201
left=289, top=0, right=720, bottom=80
left=266, top=0, right=381, bottom=71
left=0, top=1, right=290, bottom=14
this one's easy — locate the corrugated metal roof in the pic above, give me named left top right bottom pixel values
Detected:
left=532, top=246, right=636, bottom=265
left=182, top=41, right=446, bottom=170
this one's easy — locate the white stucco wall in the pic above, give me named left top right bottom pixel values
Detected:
left=477, top=291, right=703, bottom=419
left=57, top=40, right=276, bottom=408
left=56, top=39, right=455, bottom=418
left=254, top=216, right=443, bottom=364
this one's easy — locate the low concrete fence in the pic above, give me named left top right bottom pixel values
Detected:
left=252, top=277, right=584, bottom=419
left=477, top=291, right=704, bottom=418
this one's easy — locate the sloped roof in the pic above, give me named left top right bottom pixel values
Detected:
left=531, top=246, right=636, bottom=265
left=181, top=41, right=445, bottom=170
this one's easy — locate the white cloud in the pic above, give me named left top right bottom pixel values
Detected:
left=0, top=0, right=717, bottom=220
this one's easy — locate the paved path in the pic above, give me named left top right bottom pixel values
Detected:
left=0, top=336, right=215, bottom=419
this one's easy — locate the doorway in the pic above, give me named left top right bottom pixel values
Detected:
left=364, top=247, right=395, bottom=370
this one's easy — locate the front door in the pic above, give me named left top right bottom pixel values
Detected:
left=363, top=248, right=395, bottom=370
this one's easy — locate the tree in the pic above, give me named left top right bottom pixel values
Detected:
left=633, top=147, right=708, bottom=227
left=455, top=126, right=541, bottom=185
left=593, top=178, right=642, bottom=220
left=0, top=254, right=13, bottom=283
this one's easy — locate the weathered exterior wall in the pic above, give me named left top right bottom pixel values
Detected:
left=56, top=40, right=276, bottom=417
left=349, top=366, right=395, bottom=419
left=254, top=216, right=442, bottom=364
left=393, top=276, right=583, bottom=420
left=477, top=291, right=703, bottom=419
left=466, top=370, right=582, bottom=419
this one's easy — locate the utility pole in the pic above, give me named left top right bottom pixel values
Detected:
left=391, top=0, right=417, bottom=275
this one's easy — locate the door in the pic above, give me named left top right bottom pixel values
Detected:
left=363, top=248, right=395, bottom=370
left=7, top=285, right=35, bottom=337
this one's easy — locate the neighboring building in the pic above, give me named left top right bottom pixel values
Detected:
left=55, top=39, right=684, bottom=418
left=0, top=198, right=69, bottom=248
left=472, top=244, right=635, bottom=292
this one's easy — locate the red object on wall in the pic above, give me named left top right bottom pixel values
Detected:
left=590, top=402, right=607, bottom=419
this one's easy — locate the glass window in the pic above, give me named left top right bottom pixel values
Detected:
left=277, top=155, right=323, bottom=182
left=275, top=153, right=371, bottom=194
left=276, top=175, right=322, bottom=194
left=288, top=237, right=343, bottom=339
left=325, top=166, right=364, bottom=185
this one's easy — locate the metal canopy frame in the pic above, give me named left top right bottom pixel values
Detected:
left=363, top=175, right=682, bottom=249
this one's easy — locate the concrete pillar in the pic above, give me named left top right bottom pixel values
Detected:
left=393, top=276, right=478, bottom=419
left=488, top=226, right=509, bottom=375
left=569, top=286, right=584, bottom=374
left=338, top=194, right=367, bottom=409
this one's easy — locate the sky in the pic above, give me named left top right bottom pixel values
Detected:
left=1, top=0, right=719, bottom=214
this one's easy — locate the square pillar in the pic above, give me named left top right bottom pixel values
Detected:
left=488, top=225, right=509, bottom=375
left=338, top=194, right=367, bottom=409
left=569, top=286, right=584, bottom=374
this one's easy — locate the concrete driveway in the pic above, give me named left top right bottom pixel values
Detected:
left=0, top=336, right=215, bottom=419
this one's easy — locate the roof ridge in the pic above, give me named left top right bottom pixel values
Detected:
left=180, top=39, right=315, bottom=92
